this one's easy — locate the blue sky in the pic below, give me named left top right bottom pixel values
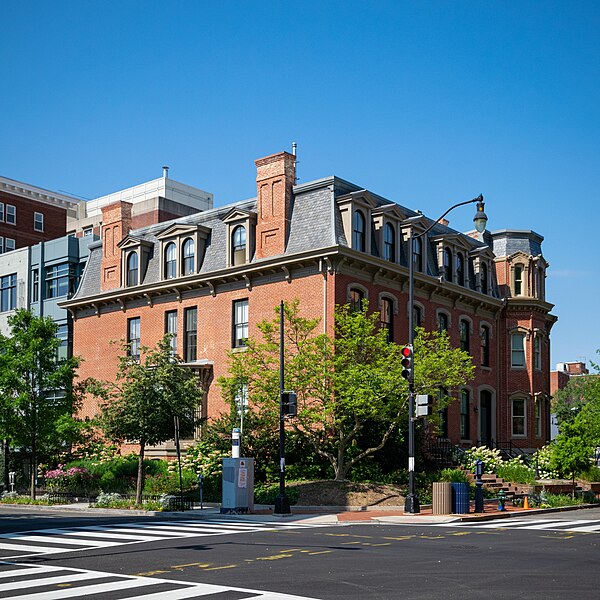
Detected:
left=1, top=1, right=599, bottom=368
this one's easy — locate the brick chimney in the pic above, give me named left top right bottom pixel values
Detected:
left=100, top=201, right=132, bottom=291
left=255, top=152, right=296, bottom=259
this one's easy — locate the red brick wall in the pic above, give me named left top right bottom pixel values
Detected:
left=0, top=191, right=67, bottom=248
left=74, top=272, right=329, bottom=421
left=100, top=202, right=132, bottom=291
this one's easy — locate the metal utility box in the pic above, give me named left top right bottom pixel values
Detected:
left=221, top=457, right=254, bottom=514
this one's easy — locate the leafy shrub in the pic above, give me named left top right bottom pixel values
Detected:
left=496, top=458, right=537, bottom=485
left=143, top=469, right=198, bottom=494
left=440, top=468, right=469, bottom=483
left=532, top=445, right=559, bottom=479
left=537, top=491, right=587, bottom=508
left=579, top=465, right=600, bottom=482
left=254, top=483, right=299, bottom=505
left=93, top=492, right=164, bottom=511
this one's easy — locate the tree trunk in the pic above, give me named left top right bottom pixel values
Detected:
left=136, top=440, right=145, bottom=505
left=2, top=440, right=9, bottom=491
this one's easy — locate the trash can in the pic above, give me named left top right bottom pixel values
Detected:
left=451, top=482, right=470, bottom=514
left=432, top=482, right=452, bottom=515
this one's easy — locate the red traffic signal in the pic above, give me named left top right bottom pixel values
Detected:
left=401, top=344, right=413, bottom=380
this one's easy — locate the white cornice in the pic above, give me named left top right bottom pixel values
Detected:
left=0, top=176, right=81, bottom=210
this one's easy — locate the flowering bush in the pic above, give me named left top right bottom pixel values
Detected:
left=43, top=465, right=94, bottom=494
left=168, top=440, right=226, bottom=478
left=532, top=445, right=560, bottom=479
left=460, top=446, right=503, bottom=473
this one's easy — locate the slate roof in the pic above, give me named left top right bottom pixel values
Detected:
left=72, top=175, right=495, bottom=300
left=491, top=230, right=544, bottom=258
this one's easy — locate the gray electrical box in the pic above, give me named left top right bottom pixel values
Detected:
left=221, top=457, right=254, bottom=514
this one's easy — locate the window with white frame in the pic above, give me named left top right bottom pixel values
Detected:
left=413, top=237, right=423, bottom=272
left=514, top=264, right=523, bottom=296
left=0, top=237, right=3, bottom=254
left=83, top=227, right=93, bottom=237
left=182, top=238, right=195, bottom=275
left=0, top=274, right=17, bottom=312
left=511, top=333, right=526, bottom=368
left=165, top=310, right=177, bottom=356
left=233, top=299, right=249, bottom=348
left=34, top=212, right=44, bottom=232
left=232, top=225, right=247, bottom=266
left=164, top=242, right=177, bottom=279
left=5, top=238, right=15, bottom=252
left=0, top=203, right=4, bottom=221
left=127, top=317, right=141, bottom=361
left=6, top=205, right=15, bottom=225
left=32, top=269, right=39, bottom=302
left=512, top=398, right=526, bottom=436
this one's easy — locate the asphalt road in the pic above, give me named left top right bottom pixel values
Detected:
left=0, top=507, right=599, bottom=599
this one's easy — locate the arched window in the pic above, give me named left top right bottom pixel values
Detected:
left=481, top=325, right=490, bottom=367
left=383, top=223, right=395, bottom=262
left=164, top=242, right=177, bottom=279
left=380, top=297, right=393, bottom=342
left=438, top=312, right=449, bottom=333
left=182, top=238, right=195, bottom=275
left=456, top=252, right=464, bottom=286
left=350, top=287, right=365, bottom=312
left=353, top=210, right=366, bottom=252
left=481, top=262, right=489, bottom=295
left=232, top=225, right=246, bottom=266
left=126, top=251, right=138, bottom=287
left=444, top=248, right=453, bottom=282
left=413, top=305, right=423, bottom=328
left=514, top=264, right=523, bottom=296
left=413, top=237, right=423, bottom=272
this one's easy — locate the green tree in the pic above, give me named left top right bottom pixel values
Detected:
left=550, top=419, right=594, bottom=492
left=95, top=336, right=204, bottom=503
left=0, top=310, right=80, bottom=498
left=219, top=301, right=474, bottom=481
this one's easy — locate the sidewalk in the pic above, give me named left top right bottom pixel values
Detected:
left=2, top=499, right=596, bottom=525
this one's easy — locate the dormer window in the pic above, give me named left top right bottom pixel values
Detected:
left=514, top=264, right=523, bottom=295
left=126, top=251, right=138, bottom=286
left=383, top=223, right=395, bottom=262
left=232, top=225, right=247, bottom=266
left=481, top=262, right=489, bottom=295
left=165, top=242, right=177, bottom=279
left=353, top=210, right=366, bottom=252
left=182, top=238, right=195, bottom=275
left=444, top=248, right=453, bottom=282
left=456, top=252, right=464, bottom=286
left=413, top=237, right=423, bottom=272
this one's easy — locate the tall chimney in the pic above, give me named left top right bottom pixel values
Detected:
left=100, top=201, right=132, bottom=291
left=254, top=152, right=296, bottom=260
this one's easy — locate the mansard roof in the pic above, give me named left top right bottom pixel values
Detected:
left=69, top=175, right=494, bottom=302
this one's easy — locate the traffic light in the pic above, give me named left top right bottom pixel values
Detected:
left=416, top=394, right=433, bottom=417
left=401, top=345, right=413, bottom=380
left=281, top=391, right=297, bottom=417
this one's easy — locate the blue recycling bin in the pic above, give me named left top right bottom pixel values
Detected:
left=451, top=482, right=470, bottom=514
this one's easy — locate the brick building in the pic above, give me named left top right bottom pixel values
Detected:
left=62, top=151, right=557, bottom=456
left=0, top=176, right=80, bottom=254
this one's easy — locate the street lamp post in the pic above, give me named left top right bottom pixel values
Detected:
left=404, top=195, right=487, bottom=514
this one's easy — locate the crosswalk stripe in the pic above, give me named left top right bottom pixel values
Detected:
left=0, top=542, right=70, bottom=554
left=0, top=565, right=60, bottom=578
left=0, top=575, right=161, bottom=599
left=0, top=571, right=104, bottom=592
left=7, top=535, right=118, bottom=547
left=17, top=528, right=169, bottom=541
left=124, top=582, right=234, bottom=600
left=515, top=519, right=600, bottom=530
